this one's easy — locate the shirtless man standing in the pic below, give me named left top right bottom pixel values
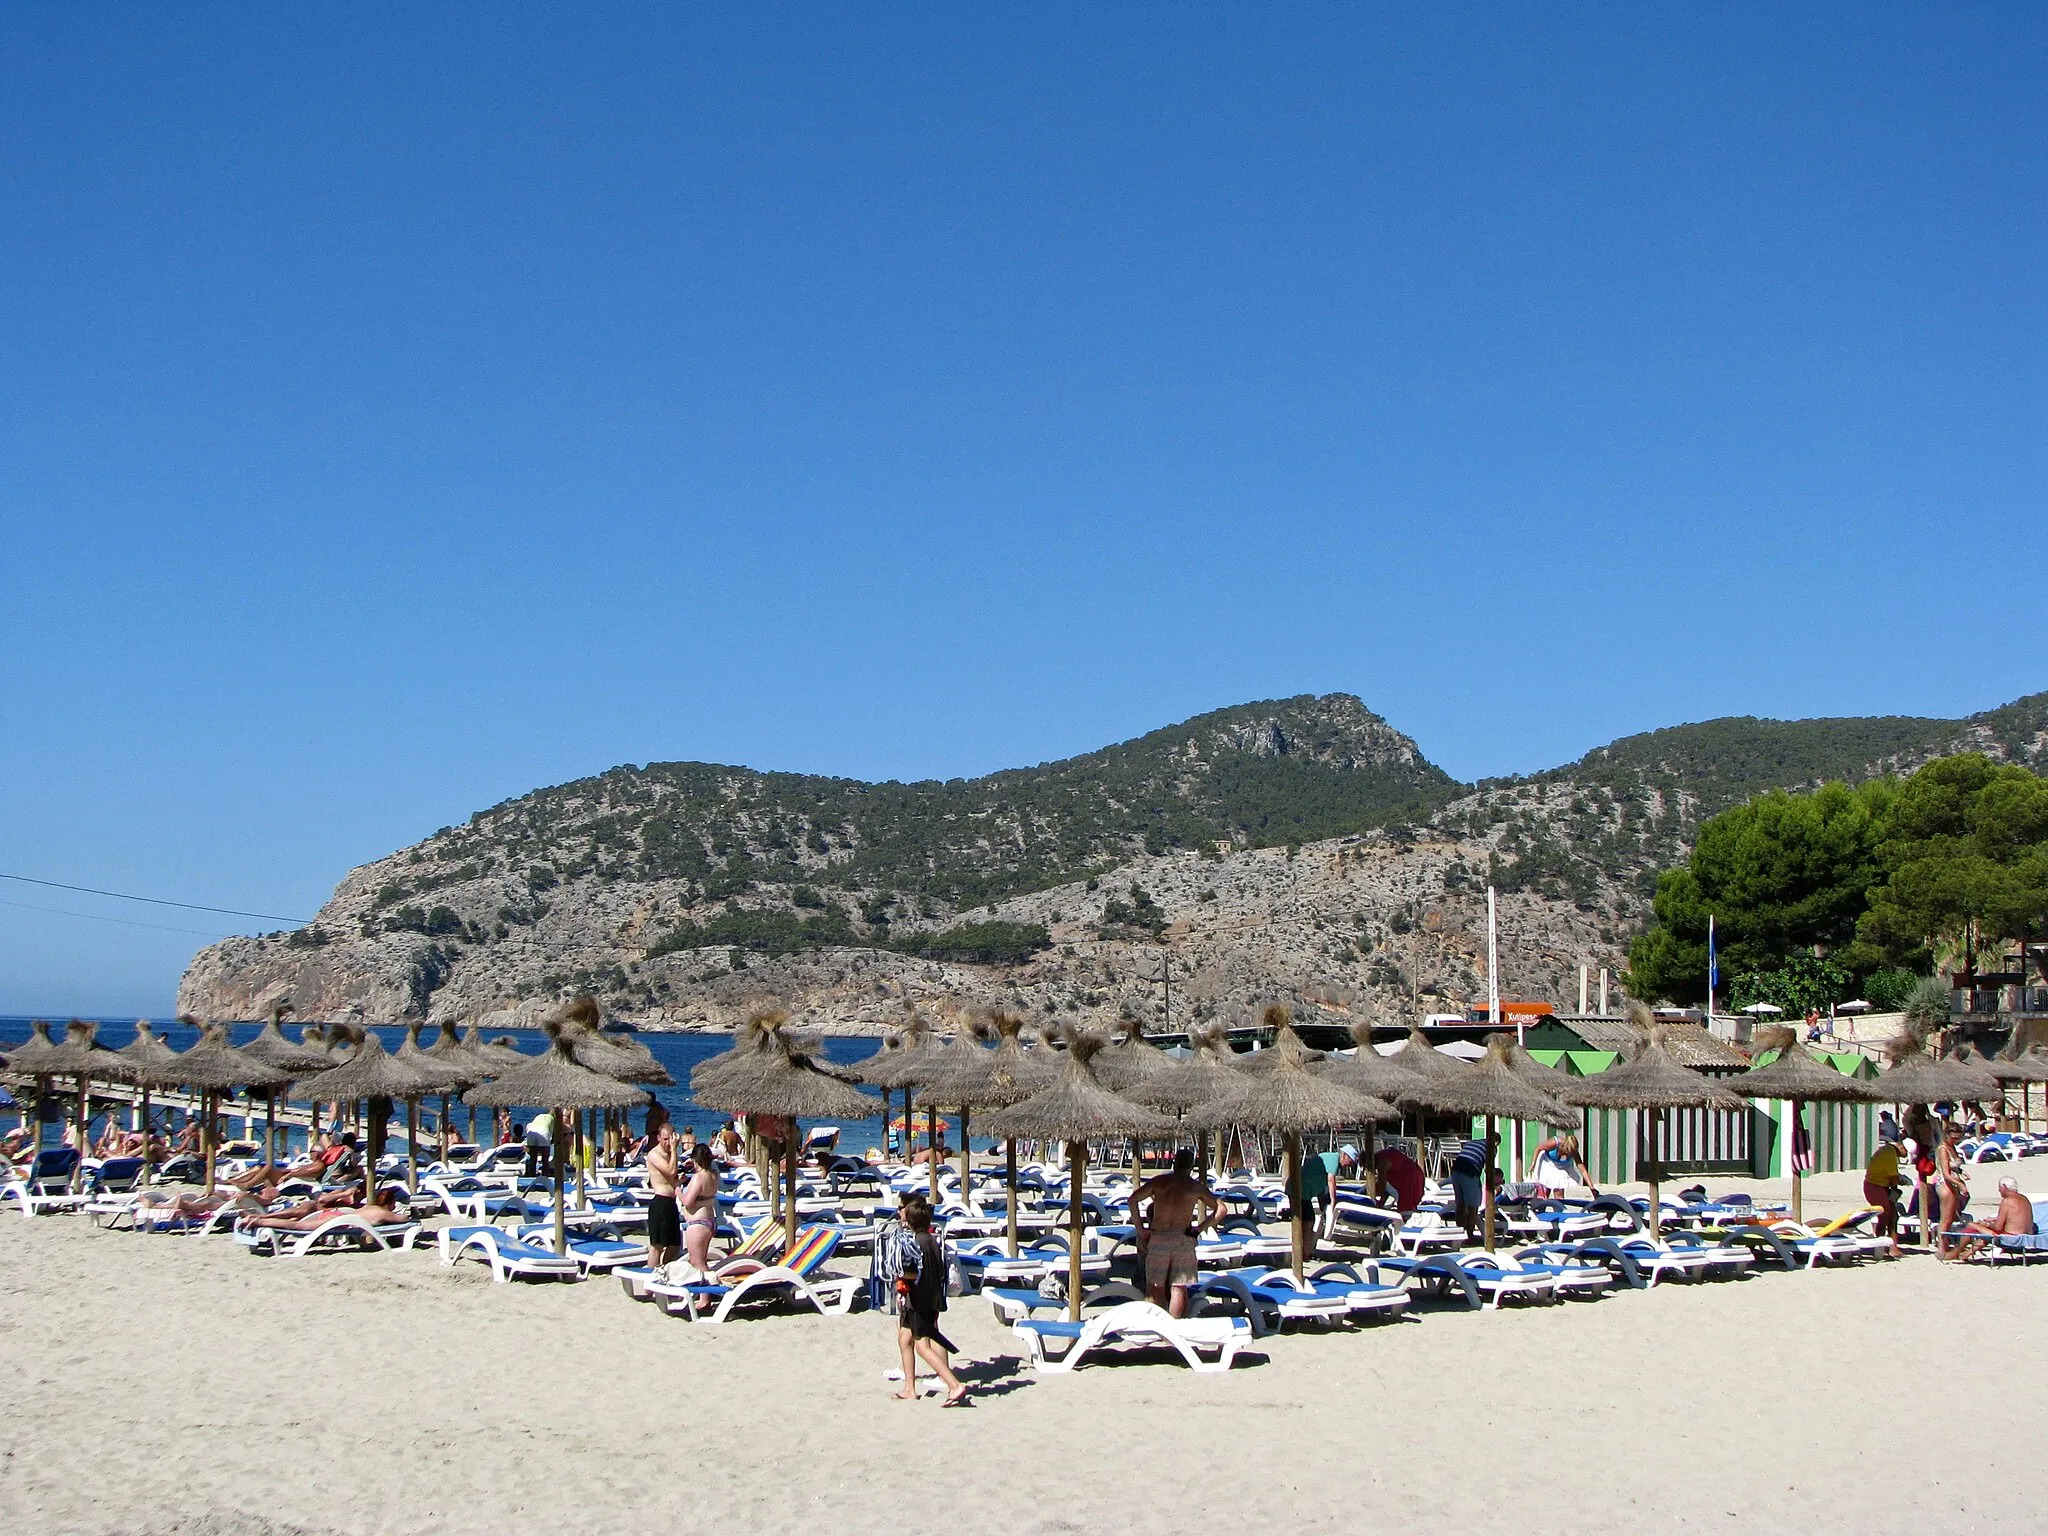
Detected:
left=644, top=1121, right=681, bottom=1270
left=1130, top=1149, right=1221, bottom=1317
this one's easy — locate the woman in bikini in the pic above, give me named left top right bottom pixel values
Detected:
left=679, top=1142, right=721, bottom=1272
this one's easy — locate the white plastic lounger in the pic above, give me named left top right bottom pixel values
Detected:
left=437, top=1224, right=583, bottom=1281
left=646, top=1228, right=859, bottom=1323
left=1012, top=1299, right=1252, bottom=1374
left=236, top=1214, right=424, bottom=1257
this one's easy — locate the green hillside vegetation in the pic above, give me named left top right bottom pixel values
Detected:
left=1627, top=752, right=2048, bottom=1007
left=407, top=694, right=1455, bottom=916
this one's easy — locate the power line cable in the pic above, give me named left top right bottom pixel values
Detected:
left=0, top=896, right=238, bottom=939
left=0, top=872, right=311, bottom=926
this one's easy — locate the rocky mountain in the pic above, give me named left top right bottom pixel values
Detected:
left=177, top=689, right=2046, bottom=1032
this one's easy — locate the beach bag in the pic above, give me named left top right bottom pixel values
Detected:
left=946, top=1250, right=967, bottom=1298
left=657, top=1259, right=706, bottom=1287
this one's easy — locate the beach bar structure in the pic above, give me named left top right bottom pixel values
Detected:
left=1511, top=1014, right=1878, bottom=1183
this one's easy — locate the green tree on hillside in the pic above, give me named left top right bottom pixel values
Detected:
left=1627, top=780, right=1887, bottom=1005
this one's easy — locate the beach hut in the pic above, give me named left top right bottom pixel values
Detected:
left=239, top=1004, right=333, bottom=1169
left=691, top=1014, right=873, bottom=1254
left=464, top=1023, right=650, bottom=1256
left=921, top=1012, right=1053, bottom=1257
left=148, top=1024, right=292, bottom=1194
left=1560, top=1011, right=1743, bottom=1239
left=983, top=1029, right=1176, bottom=1320
left=1188, top=1009, right=1396, bottom=1282
left=1726, top=1025, right=1880, bottom=1225
left=292, top=1033, right=438, bottom=1206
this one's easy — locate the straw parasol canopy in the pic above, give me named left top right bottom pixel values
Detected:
left=148, top=1023, right=293, bottom=1192
left=1093, top=1025, right=1178, bottom=1093
left=1384, top=1022, right=1476, bottom=1090
left=420, top=1022, right=489, bottom=1087
left=1187, top=1012, right=1396, bottom=1281
left=1729, top=1026, right=1881, bottom=1104
left=393, top=1024, right=472, bottom=1094
left=691, top=1013, right=873, bottom=1250
left=1502, top=1036, right=1582, bottom=1100
left=1407, top=1034, right=1577, bottom=1129
left=1186, top=1018, right=1398, bottom=1136
left=547, top=997, right=674, bottom=1086
left=1235, top=1004, right=1329, bottom=1074
left=983, top=1029, right=1178, bottom=1318
left=5, top=1020, right=62, bottom=1074
left=461, top=1027, right=531, bottom=1073
left=852, top=1013, right=944, bottom=1090
left=463, top=1022, right=650, bottom=1254
left=40, top=1019, right=144, bottom=1085
left=239, top=1011, right=335, bottom=1075
left=1981, top=1044, right=2048, bottom=1086
left=1559, top=1010, right=1742, bottom=1239
left=1944, top=1043, right=2014, bottom=1097
left=1128, top=1022, right=1245, bottom=1112
left=919, top=1012, right=1058, bottom=1257
left=293, top=1032, right=437, bottom=1103
left=1877, top=1035, right=2001, bottom=1104
left=690, top=1010, right=789, bottom=1100
left=1318, top=1020, right=1435, bottom=1105
left=117, top=1021, right=179, bottom=1074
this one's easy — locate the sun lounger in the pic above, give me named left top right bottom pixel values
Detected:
left=509, top=1222, right=649, bottom=1273
left=646, top=1225, right=861, bottom=1323
left=1375, top=1252, right=1556, bottom=1309
left=4, top=1150, right=88, bottom=1217
left=237, top=1213, right=424, bottom=1257
left=1011, top=1298, right=1252, bottom=1373
left=437, top=1224, right=584, bottom=1281
left=1192, top=1264, right=1409, bottom=1335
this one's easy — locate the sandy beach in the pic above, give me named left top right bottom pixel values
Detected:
left=2, top=1169, right=2041, bottom=1536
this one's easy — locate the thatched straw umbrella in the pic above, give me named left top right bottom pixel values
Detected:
left=6, top=1022, right=62, bottom=1158
left=1315, top=1020, right=1436, bottom=1200
left=464, top=1023, right=650, bottom=1255
left=918, top=1021, right=1009, bottom=1207
left=293, top=1034, right=438, bottom=1206
left=117, top=1022, right=178, bottom=1182
left=691, top=1014, right=873, bottom=1254
left=38, top=1021, right=143, bottom=1184
left=240, top=1004, right=332, bottom=1170
left=1131, top=1022, right=1247, bottom=1180
left=1383, top=1033, right=1574, bottom=1251
left=1187, top=1011, right=1392, bottom=1286
left=922, top=1013, right=1052, bottom=1256
left=1726, top=1024, right=1880, bottom=1225
left=1093, top=1024, right=1180, bottom=1185
left=1989, top=1044, right=2048, bottom=1131
left=1559, top=1010, right=1742, bottom=1240
left=548, top=997, right=672, bottom=1172
left=1188, top=1011, right=1397, bottom=1281
left=393, top=1025, right=474, bottom=1192
left=147, top=1024, right=292, bottom=1193
left=420, top=1023, right=490, bottom=1150
left=855, top=1015, right=947, bottom=1191
left=984, top=1029, right=1176, bottom=1320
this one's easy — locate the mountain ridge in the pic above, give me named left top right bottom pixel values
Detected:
left=177, top=688, right=2045, bottom=1030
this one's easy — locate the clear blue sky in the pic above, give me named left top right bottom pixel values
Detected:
left=3, top=8, right=2043, bottom=1015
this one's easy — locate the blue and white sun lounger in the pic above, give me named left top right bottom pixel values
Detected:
left=236, top=1212, right=424, bottom=1257
left=437, top=1224, right=583, bottom=1282
left=1011, top=1299, right=1252, bottom=1373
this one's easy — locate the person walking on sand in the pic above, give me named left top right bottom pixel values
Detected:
left=644, top=1121, right=681, bottom=1271
left=1131, top=1148, right=1221, bottom=1317
left=889, top=1196, right=967, bottom=1407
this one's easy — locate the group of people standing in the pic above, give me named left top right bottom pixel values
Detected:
left=1862, top=1111, right=2036, bottom=1260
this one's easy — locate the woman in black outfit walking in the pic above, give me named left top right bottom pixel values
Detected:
left=890, top=1196, right=967, bottom=1407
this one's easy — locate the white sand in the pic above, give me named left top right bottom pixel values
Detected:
left=3, top=1171, right=2042, bottom=1536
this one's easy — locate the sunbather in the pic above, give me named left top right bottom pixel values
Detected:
left=243, top=1185, right=406, bottom=1232
left=1950, top=1178, right=2036, bottom=1261
left=132, top=1188, right=263, bottom=1221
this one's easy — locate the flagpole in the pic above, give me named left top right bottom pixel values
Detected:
left=1707, top=914, right=1718, bottom=1032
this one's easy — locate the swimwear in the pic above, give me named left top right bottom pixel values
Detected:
left=645, top=1194, right=680, bottom=1248
left=1144, top=1229, right=1199, bottom=1290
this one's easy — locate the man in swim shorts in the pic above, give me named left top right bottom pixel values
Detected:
left=1131, top=1149, right=1221, bottom=1317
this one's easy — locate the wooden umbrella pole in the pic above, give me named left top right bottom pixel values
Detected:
left=1646, top=1109, right=1661, bottom=1242
left=1791, top=1098, right=1804, bottom=1227
left=1482, top=1115, right=1497, bottom=1253
left=552, top=1110, right=568, bottom=1256
left=139, top=1086, right=152, bottom=1185
left=1067, top=1138, right=1088, bottom=1323
left=784, top=1129, right=798, bottom=1254
left=576, top=1109, right=589, bottom=1211
left=202, top=1090, right=216, bottom=1193
left=1005, top=1137, right=1019, bottom=1259
left=958, top=1106, right=971, bottom=1214
left=927, top=1105, right=939, bottom=1204
left=1286, top=1131, right=1305, bottom=1286
left=404, top=1099, right=419, bottom=1196
left=265, top=1090, right=277, bottom=1172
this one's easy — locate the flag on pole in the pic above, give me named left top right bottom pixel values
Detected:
left=1708, top=915, right=1718, bottom=991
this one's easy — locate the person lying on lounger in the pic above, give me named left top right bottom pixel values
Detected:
left=131, top=1188, right=266, bottom=1221
left=1951, top=1179, right=2037, bottom=1261
left=241, top=1185, right=408, bottom=1232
